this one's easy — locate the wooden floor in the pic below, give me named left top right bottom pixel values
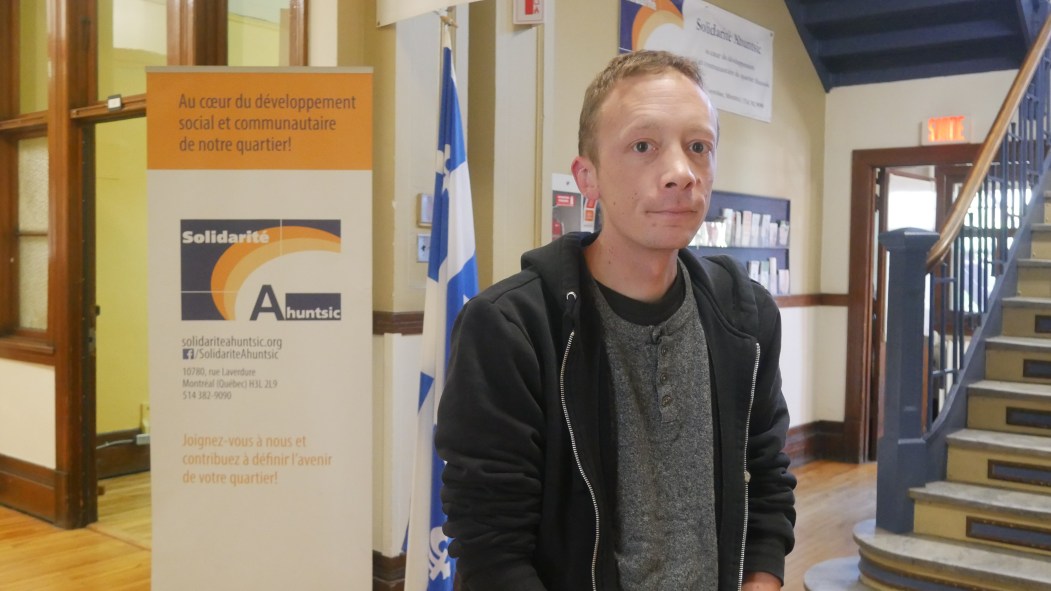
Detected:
left=0, top=460, right=876, bottom=590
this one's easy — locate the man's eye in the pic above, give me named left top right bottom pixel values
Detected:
left=689, top=141, right=707, bottom=154
left=632, top=141, right=652, bottom=153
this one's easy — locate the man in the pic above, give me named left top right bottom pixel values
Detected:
left=436, top=50, right=796, bottom=590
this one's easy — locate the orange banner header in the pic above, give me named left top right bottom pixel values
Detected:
left=147, top=69, right=372, bottom=170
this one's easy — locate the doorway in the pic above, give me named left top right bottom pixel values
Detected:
left=83, top=115, right=153, bottom=546
left=867, top=164, right=971, bottom=458
left=844, top=144, right=981, bottom=462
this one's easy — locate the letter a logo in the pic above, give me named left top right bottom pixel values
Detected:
left=250, top=284, right=285, bottom=320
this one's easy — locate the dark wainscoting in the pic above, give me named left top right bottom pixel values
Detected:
left=786, top=420, right=848, bottom=465
left=0, top=453, right=58, bottom=523
left=96, top=429, right=150, bottom=480
left=374, top=551, right=407, bottom=591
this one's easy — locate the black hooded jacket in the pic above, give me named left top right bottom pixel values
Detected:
left=436, top=232, right=796, bottom=590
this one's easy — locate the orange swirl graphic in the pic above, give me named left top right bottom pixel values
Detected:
left=209, top=226, right=341, bottom=320
left=632, top=0, right=684, bottom=49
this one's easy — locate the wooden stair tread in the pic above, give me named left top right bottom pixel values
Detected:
left=986, top=335, right=1051, bottom=351
left=1003, top=296, right=1051, bottom=309
left=910, top=481, right=1051, bottom=520
left=1019, top=259, right=1051, bottom=268
left=948, top=428, right=1051, bottom=458
left=854, top=519, right=1051, bottom=589
left=969, top=379, right=1051, bottom=401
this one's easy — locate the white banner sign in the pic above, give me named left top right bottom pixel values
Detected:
left=147, top=67, right=373, bottom=590
left=377, top=0, right=482, bottom=26
left=621, top=0, right=774, bottom=122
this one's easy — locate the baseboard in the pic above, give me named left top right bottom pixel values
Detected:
left=786, top=420, right=847, bottom=466
left=374, top=551, right=406, bottom=591
left=96, top=429, right=151, bottom=480
left=0, top=452, right=58, bottom=523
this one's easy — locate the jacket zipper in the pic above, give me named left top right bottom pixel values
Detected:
left=559, top=325, right=600, bottom=591
left=738, top=341, right=760, bottom=589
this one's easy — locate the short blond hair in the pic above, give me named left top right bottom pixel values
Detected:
left=578, top=50, right=705, bottom=163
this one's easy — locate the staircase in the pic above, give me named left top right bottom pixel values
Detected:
left=807, top=204, right=1051, bottom=590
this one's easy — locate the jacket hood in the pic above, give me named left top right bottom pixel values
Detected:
left=520, top=232, right=596, bottom=308
left=520, top=232, right=759, bottom=338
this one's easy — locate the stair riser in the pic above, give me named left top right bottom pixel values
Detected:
left=856, top=573, right=895, bottom=591
left=1034, top=234, right=1051, bottom=259
left=986, top=348, right=1051, bottom=384
left=1003, top=306, right=1051, bottom=339
left=1019, top=267, right=1051, bottom=298
left=914, top=503, right=1051, bottom=558
left=857, top=552, right=1029, bottom=591
left=968, top=396, right=1051, bottom=438
left=948, top=447, right=1051, bottom=494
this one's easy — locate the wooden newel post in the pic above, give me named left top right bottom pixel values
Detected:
left=876, top=228, right=938, bottom=533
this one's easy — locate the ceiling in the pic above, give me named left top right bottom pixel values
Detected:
left=784, top=0, right=1050, bottom=91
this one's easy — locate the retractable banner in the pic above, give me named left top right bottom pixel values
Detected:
left=146, top=68, right=372, bottom=590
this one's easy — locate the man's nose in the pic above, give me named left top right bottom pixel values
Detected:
left=661, top=147, right=697, bottom=191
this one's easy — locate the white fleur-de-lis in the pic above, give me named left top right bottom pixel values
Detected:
left=428, top=526, right=452, bottom=580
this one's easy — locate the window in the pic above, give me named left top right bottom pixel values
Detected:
left=19, top=0, right=48, bottom=113
left=97, top=0, right=169, bottom=101
left=0, top=1, right=309, bottom=367
left=229, top=0, right=297, bottom=67
left=16, top=135, right=49, bottom=332
left=1, top=2, right=52, bottom=359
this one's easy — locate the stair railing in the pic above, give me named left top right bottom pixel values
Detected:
left=877, top=14, right=1051, bottom=534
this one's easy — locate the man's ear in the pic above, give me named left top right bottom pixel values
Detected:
left=571, top=155, right=599, bottom=200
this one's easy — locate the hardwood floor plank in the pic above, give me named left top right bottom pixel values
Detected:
left=0, top=512, right=149, bottom=590
left=784, top=460, right=878, bottom=591
left=0, top=461, right=877, bottom=590
left=90, top=471, right=152, bottom=549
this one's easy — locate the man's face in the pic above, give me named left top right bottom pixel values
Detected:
left=574, top=71, right=717, bottom=256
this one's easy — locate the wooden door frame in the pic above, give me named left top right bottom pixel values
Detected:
left=59, top=0, right=308, bottom=528
left=843, top=143, right=981, bottom=463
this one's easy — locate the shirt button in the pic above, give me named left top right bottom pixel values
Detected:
left=661, top=395, right=673, bottom=407
left=659, top=374, right=667, bottom=384
left=660, top=346, right=668, bottom=356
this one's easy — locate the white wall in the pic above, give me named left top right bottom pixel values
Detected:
left=780, top=306, right=847, bottom=426
left=0, top=359, right=56, bottom=468
left=307, top=0, right=339, bottom=67
left=372, top=333, right=422, bottom=557
left=821, top=70, right=1017, bottom=294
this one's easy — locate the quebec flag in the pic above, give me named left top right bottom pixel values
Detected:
left=405, top=23, right=477, bottom=591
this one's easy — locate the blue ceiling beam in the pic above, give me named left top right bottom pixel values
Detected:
left=793, top=0, right=984, bottom=28
left=819, top=21, right=1017, bottom=59
left=783, top=0, right=1037, bottom=91
left=828, top=56, right=1020, bottom=88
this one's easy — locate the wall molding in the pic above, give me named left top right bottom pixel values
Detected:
left=0, top=452, right=58, bottom=523
left=776, top=293, right=849, bottom=308
left=96, top=429, right=150, bottom=480
left=373, top=312, right=424, bottom=335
